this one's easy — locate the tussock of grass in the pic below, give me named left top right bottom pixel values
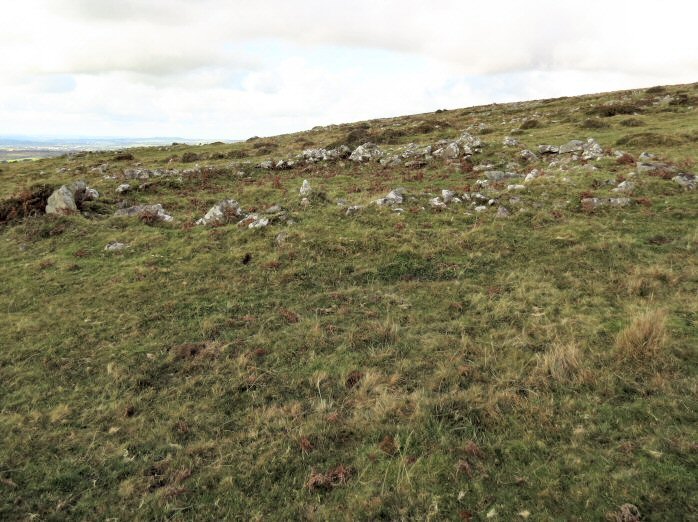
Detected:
left=532, top=342, right=583, bottom=384
left=615, top=309, right=668, bottom=364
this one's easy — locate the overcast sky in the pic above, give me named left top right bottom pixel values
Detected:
left=1, top=0, right=697, bottom=140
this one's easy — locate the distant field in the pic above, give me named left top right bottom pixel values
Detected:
left=0, top=83, right=696, bottom=521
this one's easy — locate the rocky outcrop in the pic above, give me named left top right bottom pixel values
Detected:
left=196, top=200, right=243, bottom=226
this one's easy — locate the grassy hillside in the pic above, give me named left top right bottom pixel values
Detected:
left=0, top=83, right=696, bottom=521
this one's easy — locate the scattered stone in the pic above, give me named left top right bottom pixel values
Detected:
left=248, top=217, right=270, bottom=229
left=581, top=197, right=633, bottom=209
left=114, top=204, right=173, bottom=222
left=559, top=140, right=585, bottom=154
left=300, top=179, right=312, bottom=197
left=84, top=188, right=99, bottom=201
left=429, top=197, right=447, bottom=209
left=116, top=183, right=131, bottom=194
left=613, top=181, right=635, bottom=193
left=524, top=169, right=541, bottom=183
left=375, top=188, right=406, bottom=206
left=258, top=160, right=274, bottom=169
left=474, top=205, right=488, bottom=213
left=196, top=200, right=243, bottom=225
left=496, top=206, right=510, bottom=218
left=639, top=151, right=656, bottom=160
left=520, top=149, right=538, bottom=162
left=581, top=138, right=604, bottom=160
left=507, top=184, right=525, bottom=191
left=349, top=143, right=384, bottom=162
left=104, top=241, right=128, bottom=252
left=673, top=173, right=696, bottom=189
left=345, top=205, right=364, bottom=216
left=503, top=136, right=520, bottom=147
left=485, top=171, right=518, bottom=181
left=538, top=145, right=559, bottom=154
left=441, top=189, right=456, bottom=203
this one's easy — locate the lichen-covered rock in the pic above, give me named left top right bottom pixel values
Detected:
left=524, top=169, right=541, bottom=183
left=196, top=200, right=243, bottom=225
left=613, top=181, right=635, bottom=193
left=581, top=138, right=604, bottom=160
left=503, top=136, right=520, bottom=147
left=104, top=242, right=128, bottom=251
left=116, top=183, right=131, bottom=194
left=538, top=145, right=559, bottom=154
left=485, top=170, right=518, bottom=181
left=520, top=149, right=538, bottom=162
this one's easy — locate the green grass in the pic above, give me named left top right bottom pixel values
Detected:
left=0, top=83, right=697, bottom=521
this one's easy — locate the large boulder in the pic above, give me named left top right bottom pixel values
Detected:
left=196, top=200, right=243, bottom=225
left=45, top=180, right=97, bottom=216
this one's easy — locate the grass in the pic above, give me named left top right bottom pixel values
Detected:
left=0, top=82, right=697, bottom=521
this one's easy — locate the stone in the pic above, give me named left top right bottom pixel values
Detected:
left=196, top=199, right=243, bottom=225
left=349, top=143, right=384, bottom=162
left=375, top=188, right=406, bottom=206
left=612, top=181, right=635, bottom=193
left=559, top=140, right=585, bottom=154
left=429, top=197, right=447, bottom=209
left=474, top=205, right=488, bottom=213
left=581, top=138, right=604, bottom=160
left=538, top=145, right=559, bottom=154
left=83, top=188, right=99, bottom=201
left=485, top=171, right=518, bottom=181
left=258, top=160, right=274, bottom=169
left=673, top=173, right=696, bottom=189
left=496, top=206, right=510, bottom=218
left=441, top=189, right=456, bottom=203
left=581, top=197, right=632, bottom=209
left=300, top=179, right=312, bottom=197
left=455, top=131, right=482, bottom=150
left=104, top=241, right=127, bottom=252
left=116, top=183, right=131, bottom=194
left=507, top=184, right=525, bottom=191
left=123, top=168, right=152, bottom=180
left=639, top=151, right=656, bottom=160
left=46, top=186, right=78, bottom=215
left=520, top=149, right=538, bottom=162
left=114, top=204, right=173, bottom=222
left=345, top=205, right=364, bottom=216
left=503, top=136, right=520, bottom=147
left=248, top=217, right=270, bottom=229
left=274, top=232, right=288, bottom=246
left=524, top=169, right=541, bottom=183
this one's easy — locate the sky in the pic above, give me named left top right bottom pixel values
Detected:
left=1, top=0, right=697, bottom=140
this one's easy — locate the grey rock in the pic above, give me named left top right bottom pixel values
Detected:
left=559, top=140, right=585, bottom=154
left=116, top=183, right=131, bottom=194
left=84, top=187, right=99, bottom=201
left=248, top=217, right=270, bottom=229
left=520, top=149, right=538, bottom=162
left=613, top=181, right=635, bottom=193
left=581, top=138, right=604, bottom=160
left=524, top=169, right=541, bottom=183
left=300, top=179, right=312, bottom=197
left=538, top=145, right=559, bottom=154
left=496, top=206, right=510, bottom=218
left=114, top=204, right=173, bottom=222
left=258, top=160, right=274, bottom=169
left=507, top=184, right=525, bottom=191
left=345, top=205, right=364, bottom=216
left=503, top=136, right=520, bottom=147
left=104, top=241, right=128, bottom=252
left=196, top=199, right=243, bottom=225
left=441, top=189, right=456, bottom=203
left=474, top=205, right=488, bottom=213
left=375, top=187, right=406, bottom=206
left=485, top=170, right=518, bottom=181
left=429, top=197, right=447, bottom=209
left=673, top=173, right=696, bottom=189
left=46, top=186, right=78, bottom=215
left=349, top=143, right=384, bottom=162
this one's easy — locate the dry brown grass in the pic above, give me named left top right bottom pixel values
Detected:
left=532, top=342, right=583, bottom=384
left=614, top=309, right=668, bottom=363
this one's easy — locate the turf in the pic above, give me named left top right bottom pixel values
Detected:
left=0, top=83, right=696, bottom=521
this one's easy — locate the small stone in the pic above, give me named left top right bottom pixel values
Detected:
left=104, top=242, right=128, bottom=251
left=429, top=197, right=447, bottom=209
left=673, top=173, right=696, bottom=189
left=520, top=149, right=538, bottom=162
left=248, top=217, right=270, bottom=229
left=538, top=145, right=559, bottom=154
left=196, top=200, right=242, bottom=226
left=474, top=205, right=488, bottom=213
left=507, top=184, right=525, bottom=191
left=299, top=179, right=312, bottom=197
left=613, top=181, right=635, bottom=193
left=496, top=206, right=510, bottom=218
left=345, top=205, right=364, bottom=216
left=116, top=183, right=131, bottom=194
left=524, top=169, right=540, bottom=183
left=441, top=189, right=456, bottom=203
left=503, top=136, right=520, bottom=147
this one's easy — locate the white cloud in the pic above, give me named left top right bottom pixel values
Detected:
left=1, top=0, right=696, bottom=138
